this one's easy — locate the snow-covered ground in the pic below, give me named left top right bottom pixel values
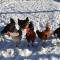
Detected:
left=0, top=0, right=60, bottom=60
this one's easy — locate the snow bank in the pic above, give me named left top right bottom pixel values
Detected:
left=0, top=0, right=60, bottom=60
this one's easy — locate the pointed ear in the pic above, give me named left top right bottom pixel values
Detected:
left=10, top=18, right=15, bottom=23
left=26, top=17, right=29, bottom=21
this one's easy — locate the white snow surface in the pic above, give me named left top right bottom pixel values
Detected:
left=0, top=0, right=60, bottom=60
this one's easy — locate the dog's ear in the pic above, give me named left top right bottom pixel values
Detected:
left=18, top=18, right=22, bottom=26
left=10, top=18, right=15, bottom=23
left=26, top=17, right=29, bottom=22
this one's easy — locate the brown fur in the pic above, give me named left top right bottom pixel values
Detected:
left=36, top=26, right=51, bottom=40
left=26, top=22, right=36, bottom=46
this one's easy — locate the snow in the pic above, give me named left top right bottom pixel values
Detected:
left=0, top=0, right=60, bottom=60
left=0, top=48, right=15, bottom=58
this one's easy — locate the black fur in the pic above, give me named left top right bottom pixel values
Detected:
left=18, top=17, right=29, bottom=29
left=1, top=18, right=17, bottom=34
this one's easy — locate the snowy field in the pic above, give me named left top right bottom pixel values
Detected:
left=0, top=0, right=60, bottom=60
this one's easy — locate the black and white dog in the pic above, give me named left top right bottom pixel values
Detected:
left=1, top=18, right=17, bottom=34
left=1, top=17, right=29, bottom=35
left=1, top=17, right=29, bottom=46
